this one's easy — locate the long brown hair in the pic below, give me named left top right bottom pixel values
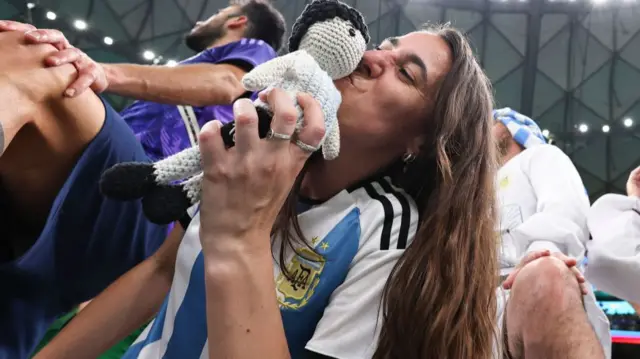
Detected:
left=273, top=23, right=499, bottom=359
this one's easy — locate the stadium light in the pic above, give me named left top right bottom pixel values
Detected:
left=143, top=50, right=156, bottom=61
left=73, top=19, right=88, bottom=30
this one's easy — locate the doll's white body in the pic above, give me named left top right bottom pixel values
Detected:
left=242, top=49, right=342, bottom=160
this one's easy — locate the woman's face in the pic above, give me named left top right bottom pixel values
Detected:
left=333, top=31, right=453, bottom=158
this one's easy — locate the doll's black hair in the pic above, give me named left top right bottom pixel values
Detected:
left=288, top=0, right=370, bottom=52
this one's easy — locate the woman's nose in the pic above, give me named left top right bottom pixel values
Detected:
left=361, top=50, right=394, bottom=78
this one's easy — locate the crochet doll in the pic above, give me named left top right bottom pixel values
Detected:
left=99, top=0, right=370, bottom=225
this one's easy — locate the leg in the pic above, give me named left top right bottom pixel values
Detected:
left=0, top=30, right=168, bottom=357
left=141, top=173, right=201, bottom=225
left=505, top=257, right=605, bottom=359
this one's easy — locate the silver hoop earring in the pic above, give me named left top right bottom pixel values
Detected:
left=402, top=152, right=416, bottom=164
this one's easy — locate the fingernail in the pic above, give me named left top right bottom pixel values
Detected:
left=65, top=89, right=75, bottom=97
left=259, top=88, right=272, bottom=98
left=233, top=99, right=252, bottom=116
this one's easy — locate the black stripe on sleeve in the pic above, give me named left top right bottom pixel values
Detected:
left=363, top=183, right=394, bottom=250
left=377, top=180, right=411, bottom=250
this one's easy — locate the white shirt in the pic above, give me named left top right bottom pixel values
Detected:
left=496, top=144, right=590, bottom=274
left=586, top=194, right=640, bottom=303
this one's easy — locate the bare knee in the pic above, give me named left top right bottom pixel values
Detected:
left=0, top=31, right=61, bottom=77
left=512, top=256, right=581, bottom=305
left=507, top=257, right=584, bottom=335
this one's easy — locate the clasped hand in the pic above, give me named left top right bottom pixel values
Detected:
left=198, top=89, right=325, bottom=249
left=503, top=250, right=588, bottom=295
left=0, top=20, right=107, bottom=96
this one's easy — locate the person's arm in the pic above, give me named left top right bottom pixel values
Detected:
left=585, top=194, right=640, bottom=303
left=34, top=223, right=186, bottom=359
left=203, top=230, right=290, bottom=359
left=510, top=145, right=590, bottom=259
left=103, top=62, right=247, bottom=106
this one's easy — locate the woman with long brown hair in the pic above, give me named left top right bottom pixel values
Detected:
left=32, top=23, right=499, bottom=359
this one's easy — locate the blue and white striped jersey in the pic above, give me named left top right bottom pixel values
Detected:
left=123, top=176, right=418, bottom=359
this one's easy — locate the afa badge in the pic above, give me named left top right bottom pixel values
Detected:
left=276, top=247, right=325, bottom=310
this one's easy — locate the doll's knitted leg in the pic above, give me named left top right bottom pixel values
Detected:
left=153, top=146, right=202, bottom=184
left=100, top=146, right=202, bottom=201
left=141, top=173, right=202, bottom=225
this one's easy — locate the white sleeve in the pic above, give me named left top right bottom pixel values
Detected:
left=511, top=145, right=590, bottom=258
left=586, top=194, right=640, bottom=302
left=305, top=185, right=418, bottom=359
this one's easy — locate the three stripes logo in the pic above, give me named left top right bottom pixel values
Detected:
left=361, top=179, right=412, bottom=251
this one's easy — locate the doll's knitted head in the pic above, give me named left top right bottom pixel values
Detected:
left=288, top=0, right=369, bottom=80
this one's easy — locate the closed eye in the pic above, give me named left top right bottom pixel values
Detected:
left=399, top=68, right=414, bottom=83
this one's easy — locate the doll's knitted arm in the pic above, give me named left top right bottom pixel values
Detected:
left=153, top=146, right=202, bottom=184
left=292, top=57, right=342, bottom=160
left=242, top=52, right=299, bottom=91
left=322, top=117, right=340, bottom=160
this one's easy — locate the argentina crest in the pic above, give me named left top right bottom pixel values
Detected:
left=276, top=243, right=325, bottom=310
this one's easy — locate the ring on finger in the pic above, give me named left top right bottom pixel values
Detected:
left=266, top=128, right=291, bottom=141
left=295, top=140, right=319, bottom=153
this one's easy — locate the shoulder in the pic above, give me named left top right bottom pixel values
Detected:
left=214, top=39, right=277, bottom=63
left=522, top=144, right=566, bottom=160
left=521, top=144, right=577, bottom=173
left=349, top=177, right=419, bottom=251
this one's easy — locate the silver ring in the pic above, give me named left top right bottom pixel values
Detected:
left=266, top=129, right=291, bottom=141
left=295, top=140, right=319, bottom=153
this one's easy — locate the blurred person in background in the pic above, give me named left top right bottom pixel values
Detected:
left=587, top=165, right=640, bottom=303
left=493, top=108, right=611, bottom=358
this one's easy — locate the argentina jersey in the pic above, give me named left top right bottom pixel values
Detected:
left=123, top=176, right=418, bottom=359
